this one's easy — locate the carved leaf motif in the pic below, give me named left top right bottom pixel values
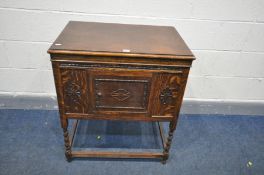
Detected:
left=111, top=89, right=131, bottom=101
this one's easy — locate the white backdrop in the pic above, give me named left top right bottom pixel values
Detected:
left=0, top=0, right=264, bottom=103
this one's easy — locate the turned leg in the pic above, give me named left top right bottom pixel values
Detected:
left=162, top=121, right=176, bottom=164
left=63, top=120, right=72, bottom=161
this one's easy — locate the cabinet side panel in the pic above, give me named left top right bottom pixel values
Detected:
left=149, top=71, right=188, bottom=117
left=60, top=68, right=89, bottom=114
left=51, top=61, right=66, bottom=128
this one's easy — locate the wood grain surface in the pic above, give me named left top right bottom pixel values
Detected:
left=48, top=21, right=194, bottom=58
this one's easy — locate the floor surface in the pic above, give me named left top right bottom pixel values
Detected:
left=0, top=109, right=263, bottom=175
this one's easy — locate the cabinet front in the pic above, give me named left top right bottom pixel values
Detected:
left=92, top=77, right=150, bottom=112
left=60, top=65, right=186, bottom=119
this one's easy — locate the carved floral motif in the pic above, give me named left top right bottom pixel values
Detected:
left=160, top=83, right=181, bottom=105
left=65, top=83, right=81, bottom=103
left=160, top=87, right=173, bottom=105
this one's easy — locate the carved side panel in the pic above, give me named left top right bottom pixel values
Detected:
left=61, top=68, right=88, bottom=113
left=149, top=72, right=186, bottom=117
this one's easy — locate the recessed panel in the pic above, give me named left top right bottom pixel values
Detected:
left=94, top=78, right=150, bottom=111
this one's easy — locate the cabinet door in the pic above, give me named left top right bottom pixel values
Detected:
left=61, top=68, right=89, bottom=113
left=149, top=72, right=186, bottom=117
left=89, top=69, right=152, bottom=114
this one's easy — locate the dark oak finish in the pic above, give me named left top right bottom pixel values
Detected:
left=49, top=21, right=193, bottom=58
left=48, top=21, right=195, bottom=163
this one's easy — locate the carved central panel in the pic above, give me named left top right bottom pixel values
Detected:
left=111, top=89, right=131, bottom=101
left=93, top=78, right=150, bottom=111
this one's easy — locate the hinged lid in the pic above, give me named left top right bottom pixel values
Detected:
left=48, top=21, right=194, bottom=60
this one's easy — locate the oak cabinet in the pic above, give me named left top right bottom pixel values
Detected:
left=48, top=21, right=195, bottom=163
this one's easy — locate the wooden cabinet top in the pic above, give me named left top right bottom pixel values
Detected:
left=48, top=21, right=194, bottom=60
